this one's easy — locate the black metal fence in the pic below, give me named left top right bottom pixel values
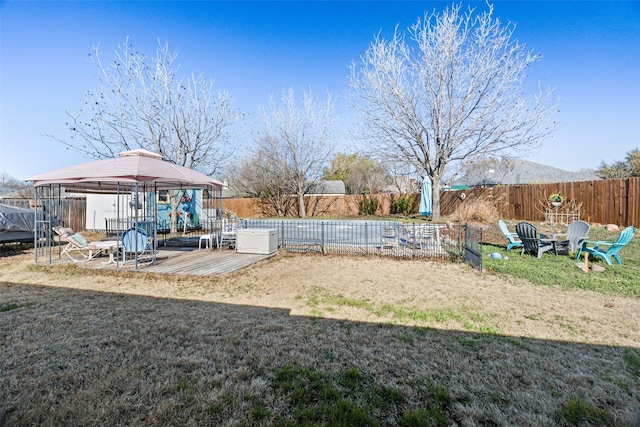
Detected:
left=3, top=199, right=484, bottom=270
left=462, top=224, right=483, bottom=272
left=240, top=219, right=476, bottom=265
left=105, top=218, right=203, bottom=236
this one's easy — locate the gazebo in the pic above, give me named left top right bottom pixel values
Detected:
left=27, top=149, right=224, bottom=269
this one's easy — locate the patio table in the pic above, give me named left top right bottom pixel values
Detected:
left=89, top=241, right=121, bottom=264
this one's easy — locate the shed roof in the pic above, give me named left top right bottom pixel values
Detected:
left=308, top=180, right=346, bottom=195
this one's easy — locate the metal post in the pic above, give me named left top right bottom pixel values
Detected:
left=413, top=222, right=418, bottom=258
left=134, top=182, right=139, bottom=270
left=280, top=221, right=285, bottom=251
left=365, top=222, right=368, bottom=255
left=116, top=183, right=121, bottom=268
left=33, top=187, right=39, bottom=265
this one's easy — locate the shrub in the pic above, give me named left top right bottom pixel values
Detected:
left=358, top=196, right=380, bottom=215
left=451, top=194, right=499, bottom=223
left=391, top=194, right=419, bottom=215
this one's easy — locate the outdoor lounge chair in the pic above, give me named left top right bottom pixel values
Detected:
left=515, top=222, right=556, bottom=258
left=575, top=226, right=635, bottom=265
left=499, top=220, right=523, bottom=251
left=53, top=226, right=119, bottom=263
left=553, top=220, right=590, bottom=254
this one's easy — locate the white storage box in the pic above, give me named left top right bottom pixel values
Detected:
left=236, top=228, right=278, bottom=254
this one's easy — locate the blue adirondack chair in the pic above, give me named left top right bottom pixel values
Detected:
left=121, top=227, right=152, bottom=262
left=499, top=220, right=523, bottom=251
left=575, top=226, right=635, bottom=265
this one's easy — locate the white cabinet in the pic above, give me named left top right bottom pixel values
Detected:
left=236, top=229, right=278, bottom=254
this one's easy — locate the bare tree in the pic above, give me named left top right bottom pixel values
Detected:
left=57, top=38, right=242, bottom=172
left=349, top=3, right=556, bottom=219
left=233, top=152, right=296, bottom=217
left=345, top=157, right=389, bottom=195
left=384, top=161, right=418, bottom=193
left=323, top=153, right=390, bottom=194
left=253, top=89, right=335, bottom=218
left=51, top=38, right=242, bottom=231
left=0, top=172, right=33, bottom=198
left=1, top=172, right=29, bottom=189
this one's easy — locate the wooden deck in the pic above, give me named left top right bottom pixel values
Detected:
left=140, top=248, right=277, bottom=276
left=54, top=247, right=279, bottom=276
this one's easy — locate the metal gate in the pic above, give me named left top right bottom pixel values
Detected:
left=463, top=224, right=483, bottom=272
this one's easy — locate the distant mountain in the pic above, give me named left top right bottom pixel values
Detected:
left=452, top=158, right=599, bottom=187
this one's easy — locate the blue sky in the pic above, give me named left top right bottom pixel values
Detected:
left=1, top=1, right=639, bottom=181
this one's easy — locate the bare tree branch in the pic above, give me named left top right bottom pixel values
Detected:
left=349, top=3, right=557, bottom=219
left=247, top=89, right=336, bottom=218
left=50, top=38, right=243, bottom=176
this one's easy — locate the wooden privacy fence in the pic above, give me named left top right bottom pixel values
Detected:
left=3, top=178, right=637, bottom=231
left=224, top=178, right=639, bottom=227
left=222, top=194, right=375, bottom=218
left=439, top=177, right=639, bottom=227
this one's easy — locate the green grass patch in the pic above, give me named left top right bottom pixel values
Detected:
left=623, top=350, right=640, bottom=379
left=483, top=224, right=640, bottom=297
left=176, top=377, right=198, bottom=391
left=456, top=334, right=482, bottom=348
left=244, top=394, right=271, bottom=420
left=305, top=289, right=499, bottom=334
left=324, top=295, right=376, bottom=311
left=499, top=336, right=531, bottom=351
left=0, top=302, right=35, bottom=312
left=205, top=392, right=237, bottom=419
left=404, top=378, right=452, bottom=427
left=272, top=364, right=451, bottom=426
left=557, top=396, right=614, bottom=426
left=554, top=315, right=584, bottom=337
left=376, top=305, right=498, bottom=334
left=309, top=308, right=324, bottom=317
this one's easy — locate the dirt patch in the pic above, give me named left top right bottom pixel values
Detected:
left=3, top=252, right=637, bottom=346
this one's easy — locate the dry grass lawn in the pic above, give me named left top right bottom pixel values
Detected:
left=1, top=249, right=639, bottom=425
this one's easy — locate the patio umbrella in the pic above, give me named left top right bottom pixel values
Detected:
left=418, top=176, right=432, bottom=218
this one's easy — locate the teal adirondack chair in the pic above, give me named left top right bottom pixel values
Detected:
left=499, top=220, right=523, bottom=251
left=575, top=226, right=635, bottom=265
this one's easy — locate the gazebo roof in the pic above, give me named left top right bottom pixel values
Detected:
left=27, top=150, right=224, bottom=192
